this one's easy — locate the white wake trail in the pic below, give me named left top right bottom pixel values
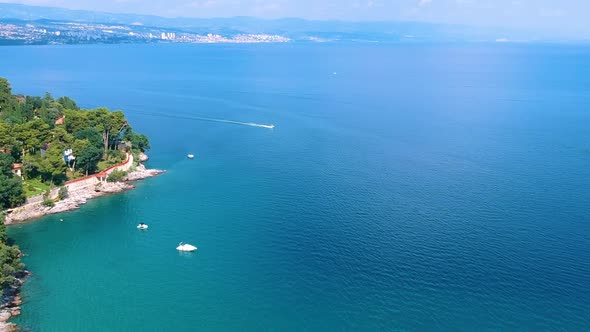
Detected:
left=204, top=118, right=275, bottom=129
left=135, top=111, right=275, bottom=129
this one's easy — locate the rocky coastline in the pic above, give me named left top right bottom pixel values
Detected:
left=0, top=269, right=29, bottom=332
left=5, top=164, right=164, bottom=225
left=0, top=158, right=163, bottom=331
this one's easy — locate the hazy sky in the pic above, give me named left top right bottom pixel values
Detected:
left=5, top=0, right=589, bottom=35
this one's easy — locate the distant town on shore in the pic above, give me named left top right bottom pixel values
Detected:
left=0, top=2, right=568, bottom=46
left=0, top=20, right=292, bottom=45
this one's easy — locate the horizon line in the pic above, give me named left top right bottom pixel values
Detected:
left=0, top=1, right=479, bottom=26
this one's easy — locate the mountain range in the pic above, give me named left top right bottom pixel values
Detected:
left=0, top=2, right=566, bottom=43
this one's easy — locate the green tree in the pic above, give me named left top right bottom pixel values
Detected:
left=57, top=96, right=79, bottom=110
left=42, top=92, right=54, bottom=106
left=0, top=153, right=14, bottom=176
left=0, top=174, right=25, bottom=209
left=126, top=132, right=151, bottom=152
left=76, top=144, right=102, bottom=176
left=0, top=215, right=25, bottom=295
left=38, top=145, right=67, bottom=184
left=0, top=122, right=14, bottom=150
left=39, top=104, right=61, bottom=128
left=0, top=78, right=13, bottom=107
left=37, top=92, right=64, bottom=127
left=21, top=153, right=41, bottom=180
left=87, top=108, right=127, bottom=157
left=64, top=109, right=89, bottom=134
left=51, top=126, right=74, bottom=145
left=21, top=96, right=42, bottom=121
left=0, top=215, right=7, bottom=243
left=13, top=119, right=50, bottom=157
left=74, top=128, right=103, bottom=150
left=0, top=78, right=17, bottom=120
left=107, top=111, right=128, bottom=150
left=25, top=96, right=42, bottom=109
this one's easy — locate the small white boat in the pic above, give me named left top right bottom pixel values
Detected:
left=137, top=223, right=149, bottom=230
left=187, top=154, right=195, bottom=159
left=176, top=242, right=197, bottom=252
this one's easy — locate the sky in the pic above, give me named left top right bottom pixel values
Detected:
left=4, top=0, right=590, bottom=36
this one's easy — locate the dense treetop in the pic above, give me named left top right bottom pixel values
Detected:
left=0, top=214, right=25, bottom=296
left=0, top=77, right=150, bottom=209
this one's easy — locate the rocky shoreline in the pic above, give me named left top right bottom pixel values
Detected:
left=0, top=269, right=29, bottom=332
left=0, top=161, right=164, bottom=331
left=5, top=164, right=164, bottom=225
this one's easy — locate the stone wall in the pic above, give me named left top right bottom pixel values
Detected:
left=65, top=177, right=100, bottom=192
left=23, top=153, right=133, bottom=205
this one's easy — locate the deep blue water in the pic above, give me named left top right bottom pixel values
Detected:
left=2, top=43, right=590, bottom=331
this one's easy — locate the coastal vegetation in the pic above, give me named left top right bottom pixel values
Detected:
left=107, top=170, right=127, bottom=183
left=0, top=215, right=25, bottom=296
left=0, top=77, right=150, bottom=209
left=0, top=76, right=153, bottom=304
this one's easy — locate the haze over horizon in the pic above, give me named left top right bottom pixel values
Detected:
left=1, top=0, right=589, bottom=38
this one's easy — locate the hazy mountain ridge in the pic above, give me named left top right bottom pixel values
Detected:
left=0, top=2, right=560, bottom=43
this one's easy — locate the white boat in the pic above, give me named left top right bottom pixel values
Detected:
left=176, top=242, right=197, bottom=252
left=187, top=154, right=195, bottom=159
left=137, top=223, right=148, bottom=230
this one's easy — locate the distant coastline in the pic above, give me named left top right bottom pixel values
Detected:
left=0, top=2, right=558, bottom=47
left=0, top=19, right=292, bottom=46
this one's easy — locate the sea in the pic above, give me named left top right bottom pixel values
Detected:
left=2, top=43, right=590, bottom=331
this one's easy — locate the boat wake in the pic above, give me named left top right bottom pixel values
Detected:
left=135, top=111, right=275, bottom=129
left=206, top=118, right=275, bottom=129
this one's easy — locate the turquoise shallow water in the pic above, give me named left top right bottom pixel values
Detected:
left=2, top=43, right=590, bottom=331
